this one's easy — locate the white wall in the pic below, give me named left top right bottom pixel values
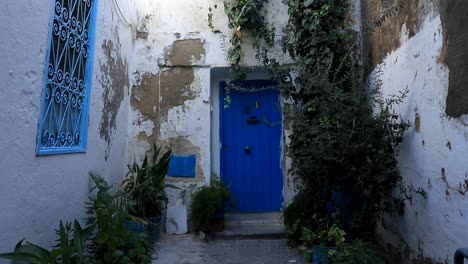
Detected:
left=371, top=11, right=468, bottom=264
left=0, top=0, right=293, bottom=248
left=123, top=0, right=290, bottom=233
left=0, top=0, right=133, bottom=253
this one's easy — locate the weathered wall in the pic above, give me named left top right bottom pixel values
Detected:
left=0, top=0, right=133, bottom=253
left=0, top=0, right=294, bottom=247
left=363, top=0, right=468, bottom=262
left=124, top=0, right=291, bottom=234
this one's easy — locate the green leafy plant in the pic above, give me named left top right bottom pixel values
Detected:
left=330, top=240, right=385, bottom=264
left=190, top=177, right=231, bottom=232
left=0, top=220, right=94, bottom=264
left=300, top=214, right=346, bottom=264
left=87, top=173, right=153, bottom=264
left=283, top=192, right=314, bottom=241
left=301, top=214, right=346, bottom=248
left=210, top=176, right=231, bottom=204
left=223, top=0, right=273, bottom=64
left=219, top=0, right=426, bottom=242
left=0, top=173, right=153, bottom=264
left=276, top=0, right=424, bottom=238
left=121, top=144, right=176, bottom=218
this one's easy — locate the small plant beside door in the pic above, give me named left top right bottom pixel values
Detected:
left=190, top=176, right=231, bottom=233
left=120, top=144, right=179, bottom=241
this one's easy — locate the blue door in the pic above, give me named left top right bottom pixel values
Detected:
left=220, top=80, right=283, bottom=212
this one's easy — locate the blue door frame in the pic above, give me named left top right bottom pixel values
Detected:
left=220, top=80, right=283, bottom=212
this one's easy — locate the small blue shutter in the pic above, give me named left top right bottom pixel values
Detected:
left=36, top=0, right=99, bottom=155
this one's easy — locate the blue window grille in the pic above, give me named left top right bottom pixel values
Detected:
left=36, top=0, right=98, bottom=155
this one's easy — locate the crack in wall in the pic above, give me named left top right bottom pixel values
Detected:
left=362, top=0, right=420, bottom=68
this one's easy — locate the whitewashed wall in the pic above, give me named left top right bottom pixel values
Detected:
left=123, top=0, right=291, bottom=234
left=0, top=0, right=133, bottom=254
left=0, top=0, right=294, bottom=249
left=367, top=2, right=468, bottom=262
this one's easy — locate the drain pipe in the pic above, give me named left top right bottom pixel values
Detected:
left=455, top=248, right=468, bottom=264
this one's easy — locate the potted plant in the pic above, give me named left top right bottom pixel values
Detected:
left=301, top=214, right=346, bottom=264
left=211, top=176, right=231, bottom=230
left=121, top=144, right=177, bottom=241
left=190, top=177, right=231, bottom=233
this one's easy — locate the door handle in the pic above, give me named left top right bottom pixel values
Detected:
left=244, top=146, right=251, bottom=153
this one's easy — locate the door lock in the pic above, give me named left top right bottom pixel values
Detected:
left=244, top=146, right=251, bottom=153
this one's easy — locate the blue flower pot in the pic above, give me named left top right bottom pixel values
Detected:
left=312, top=245, right=334, bottom=264
left=125, top=215, right=162, bottom=241
left=124, top=220, right=145, bottom=235
left=145, top=216, right=162, bottom=241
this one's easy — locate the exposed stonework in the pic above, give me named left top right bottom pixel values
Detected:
left=163, top=39, right=205, bottom=66
left=136, top=15, right=153, bottom=40
left=99, top=38, right=129, bottom=160
left=131, top=67, right=199, bottom=150
left=362, top=0, right=420, bottom=68
left=131, top=72, right=159, bottom=121
left=159, top=67, right=198, bottom=121
left=131, top=72, right=160, bottom=148
left=131, top=67, right=197, bottom=122
left=440, top=0, right=468, bottom=117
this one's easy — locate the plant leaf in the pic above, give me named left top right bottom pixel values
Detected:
left=0, top=252, right=43, bottom=263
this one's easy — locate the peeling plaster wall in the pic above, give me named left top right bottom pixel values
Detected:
left=0, top=0, right=297, bottom=244
left=363, top=0, right=468, bottom=262
left=0, top=0, right=133, bottom=253
left=125, top=0, right=290, bottom=234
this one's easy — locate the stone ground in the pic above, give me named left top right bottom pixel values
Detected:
left=153, top=234, right=306, bottom=264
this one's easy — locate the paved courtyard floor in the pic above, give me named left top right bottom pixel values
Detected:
left=154, top=234, right=305, bottom=264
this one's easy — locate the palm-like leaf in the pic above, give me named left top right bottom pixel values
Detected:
left=0, top=239, right=52, bottom=264
left=121, top=145, right=179, bottom=218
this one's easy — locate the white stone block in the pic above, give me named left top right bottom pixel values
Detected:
left=166, top=199, right=188, bottom=234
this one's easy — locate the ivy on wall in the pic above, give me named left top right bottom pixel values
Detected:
left=216, top=0, right=426, bottom=238
left=223, top=0, right=273, bottom=64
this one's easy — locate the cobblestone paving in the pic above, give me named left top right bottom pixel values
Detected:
left=154, top=235, right=305, bottom=264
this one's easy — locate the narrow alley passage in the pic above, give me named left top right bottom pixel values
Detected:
left=154, top=235, right=305, bottom=264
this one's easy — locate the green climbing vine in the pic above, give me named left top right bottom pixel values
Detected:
left=216, top=0, right=426, bottom=239
left=223, top=0, right=273, bottom=64
left=209, top=0, right=277, bottom=106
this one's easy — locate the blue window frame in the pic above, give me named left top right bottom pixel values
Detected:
left=37, top=0, right=98, bottom=155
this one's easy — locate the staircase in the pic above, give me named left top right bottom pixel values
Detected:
left=217, top=212, right=286, bottom=239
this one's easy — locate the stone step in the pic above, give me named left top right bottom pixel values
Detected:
left=216, top=212, right=286, bottom=239
left=224, top=218, right=282, bottom=227
left=225, top=212, right=283, bottom=221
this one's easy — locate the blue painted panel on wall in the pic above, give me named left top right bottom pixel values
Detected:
left=168, top=154, right=196, bottom=178
left=220, top=80, right=283, bottom=212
